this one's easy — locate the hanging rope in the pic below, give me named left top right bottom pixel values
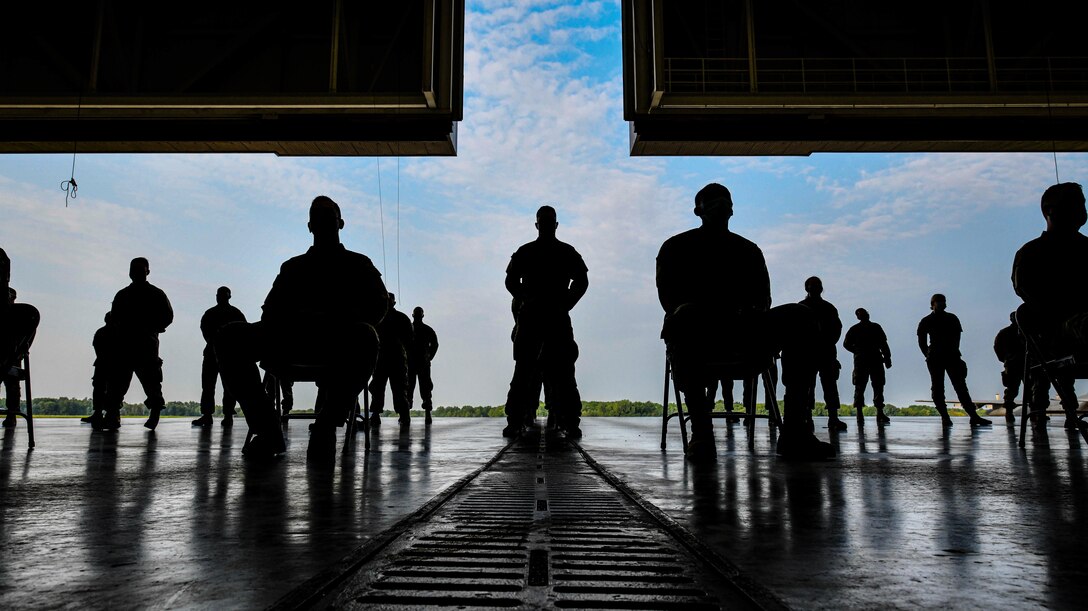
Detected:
left=396, top=155, right=401, bottom=297
left=60, top=94, right=82, bottom=206
left=376, top=157, right=388, bottom=278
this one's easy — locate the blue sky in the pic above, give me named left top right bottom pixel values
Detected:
left=2, top=0, right=1086, bottom=410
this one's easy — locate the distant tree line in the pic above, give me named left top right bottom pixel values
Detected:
left=28, top=397, right=967, bottom=418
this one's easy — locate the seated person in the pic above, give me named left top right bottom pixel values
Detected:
left=215, top=196, right=388, bottom=461
left=1, top=259, right=39, bottom=428
left=656, top=183, right=833, bottom=461
left=1012, top=182, right=1088, bottom=429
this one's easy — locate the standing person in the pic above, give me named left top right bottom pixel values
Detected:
left=843, top=308, right=892, bottom=426
left=409, top=306, right=439, bottom=425
left=799, top=276, right=845, bottom=431
left=97, top=257, right=173, bottom=432
left=917, top=294, right=992, bottom=427
left=214, top=196, right=387, bottom=461
left=193, top=286, right=246, bottom=428
left=504, top=205, right=589, bottom=439
left=656, top=183, right=832, bottom=461
left=368, top=292, right=414, bottom=426
left=82, top=312, right=117, bottom=426
left=1012, top=182, right=1088, bottom=430
left=1, top=251, right=39, bottom=429
left=993, top=312, right=1025, bottom=426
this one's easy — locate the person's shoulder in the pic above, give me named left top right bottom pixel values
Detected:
left=658, top=227, right=701, bottom=253
left=342, top=248, right=380, bottom=271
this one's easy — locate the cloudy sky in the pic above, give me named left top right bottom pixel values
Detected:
left=2, top=0, right=1086, bottom=410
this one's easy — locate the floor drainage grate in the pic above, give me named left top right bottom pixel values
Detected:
left=288, top=426, right=784, bottom=610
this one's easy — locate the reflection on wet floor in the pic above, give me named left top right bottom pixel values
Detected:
left=0, top=417, right=1085, bottom=609
left=578, top=417, right=1087, bottom=610
left=0, top=418, right=508, bottom=609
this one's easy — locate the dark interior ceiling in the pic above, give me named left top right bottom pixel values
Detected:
left=0, top=0, right=464, bottom=155
left=623, top=0, right=1088, bottom=155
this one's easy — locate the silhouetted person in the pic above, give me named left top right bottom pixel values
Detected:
left=96, top=257, right=173, bottom=432
left=1012, top=182, right=1088, bottom=430
left=799, top=276, right=845, bottom=431
left=193, top=286, right=246, bottom=428
left=82, top=312, right=117, bottom=426
left=368, top=292, right=413, bottom=426
left=917, top=294, right=991, bottom=427
left=504, top=205, right=588, bottom=439
left=993, top=312, right=1025, bottom=426
left=1, top=252, right=39, bottom=429
left=409, top=306, right=439, bottom=425
left=657, top=183, right=833, bottom=461
left=215, top=196, right=386, bottom=461
left=843, top=308, right=892, bottom=426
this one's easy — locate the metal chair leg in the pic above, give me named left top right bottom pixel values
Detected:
left=661, top=360, right=671, bottom=450
left=674, top=374, right=689, bottom=453
left=24, top=353, right=34, bottom=449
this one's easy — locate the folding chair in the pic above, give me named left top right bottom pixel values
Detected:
left=661, top=352, right=782, bottom=452
left=1, top=351, right=34, bottom=449
left=1016, top=310, right=1088, bottom=448
left=246, top=363, right=370, bottom=455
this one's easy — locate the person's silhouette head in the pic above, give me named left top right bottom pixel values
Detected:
left=536, top=205, right=558, bottom=240
left=1041, top=182, right=1086, bottom=234
left=855, top=307, right=869, bottom=322
left=805, top=276, right=823, bottom=298
left=930, top=293, right=947, bottom=312
left=388, top=292, right=397, bottom=308
left=413, top=306, right=424, bottom=321
left=129, top=257, right=150, bottom=283
left=8, top=287, right=15, bottom=304
left=309, top=196, right=345, bottom=244
left=1009, top=310, right=1017, bottom=325
left=104, top=312, right=111, bottom=324
left=694, top=183, right=733, bottom=227
left=216, top=286, right=231, bottom=305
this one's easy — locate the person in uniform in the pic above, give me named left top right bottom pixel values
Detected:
left=97, top=257, right=173, bottom=431
left=656, top=183, right=832, bottom=462
left=843, top=308, right=892, bottom=427
left=81, top=312, right=117, bottom=426
left=215, top=196, right=387, bottom=461
left=368, top=292, right=413, bottom=426
left=504, top=205, right=588, bottom=439
left=1012, top=182, right=1088, bottom=430
left=193, top=286, right=246, bottom=428
left=993, top=312, right=1025, bottom=426
left=409, top=306, right=439, bottom=424
left=917, top=294, right=991, bottom=427
left=1, top=252, right=39, bottom=429
left=799, top=276, right=845, bottom=431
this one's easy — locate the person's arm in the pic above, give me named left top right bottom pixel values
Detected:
left=567, top=268, right=588, bottom=311
left=830, top=309, right=843, bottom=344
left=916, top=319, right=929, bottom=358
left=842, top=326, right=857, bottom=354
left=158, top=290, right=174, bottom=332
left=879, top=326, right=892, bottom=368
left=429, top=328, right=439, bottom=360
left=199, top=311, right=214, bottom=344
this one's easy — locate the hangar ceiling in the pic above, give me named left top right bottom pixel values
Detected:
left=0, top=0, right=464, bottom=155
left=622, top=0, right=1088, bottom=155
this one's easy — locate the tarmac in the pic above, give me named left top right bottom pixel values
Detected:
left=0, top=415, right=1085, bottom=609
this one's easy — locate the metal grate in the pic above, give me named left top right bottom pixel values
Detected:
left=306, top=427, right=778, bottom=610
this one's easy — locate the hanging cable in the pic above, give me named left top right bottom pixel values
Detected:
left=61, top=94, right=82, bottom=206
left=376, top=157, right=387, bottom=278
left=397, top=155, right=401, bottom=297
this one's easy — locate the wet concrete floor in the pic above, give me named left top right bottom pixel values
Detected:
left=0, top=418, right=508, bottom=610
left=1, top=416, right=1085, bottom=609
left=578, top=416, right=1088, bottom=610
